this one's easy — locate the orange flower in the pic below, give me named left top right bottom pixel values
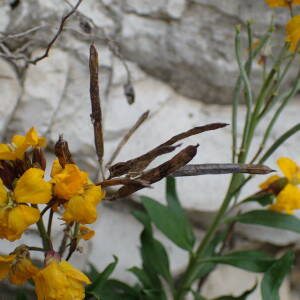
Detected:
left=33, top=260, right=91, bottom=300
left=0, top=127, right=46, bottom=160
left=0, top=168, right=52, bottom=241
left=78, top=225, right=95, bottom=241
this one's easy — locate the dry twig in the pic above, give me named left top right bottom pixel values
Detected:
left=106, top=110, right=150, bottom=167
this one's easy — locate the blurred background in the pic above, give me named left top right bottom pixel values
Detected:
left=1, top=0, right=300, bottom=299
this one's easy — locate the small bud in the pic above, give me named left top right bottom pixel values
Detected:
left=54, top=135, right=74, bottom=168
left=0, top=161, right=17, bottom=189
left=33, top=148, right=47, bottom=170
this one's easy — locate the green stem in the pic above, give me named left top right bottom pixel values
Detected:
left=175, top=175, right=238, bottom=300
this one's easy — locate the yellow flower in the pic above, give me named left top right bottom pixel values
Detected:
left=0, top=127, right=46, bottom=160
left=8, top=257, right=39, bottom=285
left=33, top=261, right=91, bottom=300
left=0, top=168, right=52, bottom=241
left=62, top=185, right=104, bottom=224
left=260, top=157, right=300, bottom=214
left=286, top=15, right=300, bottom=52
left=0, top=247, right=38, bottom=286
left=51, top=163, right=88, bottom=200
left=265, top=0, right=300, bottom=7
left=51, top=161, right=105, bottom=224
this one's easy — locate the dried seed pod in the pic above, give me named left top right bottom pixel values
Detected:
left=54, top=135, right=74, bottom=167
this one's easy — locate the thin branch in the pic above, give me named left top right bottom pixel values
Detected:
left=106, top=110, right=150, bottom=167
left=169, top=163, right=274, bottom=177
left=0, top=0, right=83, bottom=64
left=0, top=24, right=49, bottom=42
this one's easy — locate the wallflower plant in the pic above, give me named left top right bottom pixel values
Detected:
left=1, top=2, right=300, bottom=300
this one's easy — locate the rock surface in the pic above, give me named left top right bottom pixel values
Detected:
left=0, top=1, right=300, bottom=299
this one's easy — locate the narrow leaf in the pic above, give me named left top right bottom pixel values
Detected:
left=204, top=250, right=275, bottom=273
left=241, top=193, right=274, bottom=207
left=86, top=256, right=118, bottom=299
left=261, top=251, right=294, bottom=300
left=213, top=281, right=257, bottom=300
left=259, top=123, right=300, bottom=164
left=142, top=196, right=194, bottom=251
left=229, top=210, right=300, bottom=233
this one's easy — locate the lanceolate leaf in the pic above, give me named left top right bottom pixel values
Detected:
left=85, top=256, right=118, bottom=299
left=213, top=281, right=257, bottom=299
left=261, top=251, right=294, bottom=300
left=142, top=196, right=194, bottom=251
left=229, top=210, right=300, bottom=233
left=203, top=250, right=275, bottom=273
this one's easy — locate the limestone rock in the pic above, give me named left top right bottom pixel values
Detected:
left=8, top=48, right=69, bottom=136
left=0, top=58, right=21, bottom=139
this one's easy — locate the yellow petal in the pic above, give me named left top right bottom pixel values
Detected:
left=0, top=179, right=8, bottom=206
left=59, top=261, right=91, bottom=284
left=9, top=258, right=39, bottom=285
left=0, top=144, right=16, bottom=160
left=0, top=254, right=16, bottom=280
left=50, top=159, right=63, bottom=178
left=62, top=185, right=103, bottom=224
left=286, top=15, right=300, bottom=52
left=52, top=164, right=88, bottom=200
left=6, top=205, right=40, bottom=241
left=269, top=183, right=300, bottom=214
left=259, top=175, right=281, bottom=190
left=33, top=261, right=90, bottom=300
left=79, top=225, right=95, bottom=241
left=24, top=127, right=46, bottom=148
left=277, top=157, right=299, bottom=181
left=14, top=168, right=52, bottom=204
left=265, top=0, right=300, bottom=7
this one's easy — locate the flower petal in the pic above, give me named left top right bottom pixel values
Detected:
left=14, top=168, right=52, bottom=204
left=277, top=157, right=299, bottom=180
left=62, top=185, right=103, bottom=224
left=52, top=164, right=88, bottom=200
left=6, top=205, right=40, bottom=241
left=259, top=175, right=281, bottom=190
left=9, top=258, right=39, bottom=285
left=269, top=183, right=300, bottom=214
left=0, top=144, right=16, bottom=160
left=0, top=254, right=16, bottom=280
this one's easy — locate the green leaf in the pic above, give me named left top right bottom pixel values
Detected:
left=140, top=225, right=172, bottom=285
left=213, top=281, right=257, bottom=300
left=261, top=251, right=294, bottom=300
left=241, top=193, right=274, bottom=207
left=100, top=279, right=140, bottom=300
left=203, top=250, right=275, bottom=273
left=142, top=196, right=194, bottom=251
left=85, top=256, right=118, bottom=299
left=166, top=178, right=195, bottom=245
left=128, top=267, right=153, bottom=288
left=229, top=210, right=300, bottom=233
left=259, top=123, right=300, bottom=164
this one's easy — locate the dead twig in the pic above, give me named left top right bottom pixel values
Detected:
left=110, top=144, right=199, bottom=200
left=170, top=163, right=274, bottom=177
left=0, top=24, right=49, bottom=42
left=108, top=123, right=227, bottom=178
left=89, top=44, right=104, bottom=177
left=106, top=110, right=150, bottom=167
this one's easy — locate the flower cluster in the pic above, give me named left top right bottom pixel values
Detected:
left=259, top=157, right=300, bottom=214
left=0, top=128, right=104, bottom=299
left=265, top=0, right=300, bottom=51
